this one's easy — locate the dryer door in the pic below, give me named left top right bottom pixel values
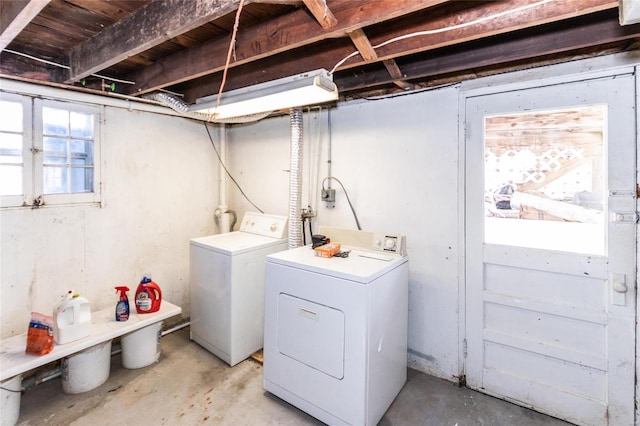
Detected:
left=277, top=293, right=345, bottom=379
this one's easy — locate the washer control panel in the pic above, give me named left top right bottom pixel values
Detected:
left=240, top=212, right=288, bottom=239
left=371, top=233, right=406, bottom=256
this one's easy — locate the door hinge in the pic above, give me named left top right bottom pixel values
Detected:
left=463, top=338, right=468, bottom=358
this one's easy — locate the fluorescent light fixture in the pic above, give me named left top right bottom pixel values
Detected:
left=189, top=69, right=338, bottom=119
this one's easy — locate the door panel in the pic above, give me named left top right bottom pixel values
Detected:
left=465, top=73, right=636, bottom=426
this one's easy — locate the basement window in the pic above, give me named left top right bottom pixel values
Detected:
left=0, top=94, right=101, bottom=208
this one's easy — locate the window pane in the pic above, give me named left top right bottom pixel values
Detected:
left=0, top=133, right=23, bottom=164
left=44, top=166, right=68, bottom=194
left=0, top=101, right=23, bottom=132
left=71, top=167, right=93, bottom=193
left=70, top=112, right=94, bottom=138
left=0, top=165, right=22, bottom=195
left=484, top=105, right=605, bottom=255
left=70, top=139, right=93, bottom=165
left=43, top=107, right=69, bottom=136
left=43, top=137, right=68, bottom=165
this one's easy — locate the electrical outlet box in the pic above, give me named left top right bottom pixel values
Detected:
left=321, top=189, right=335, bottom=203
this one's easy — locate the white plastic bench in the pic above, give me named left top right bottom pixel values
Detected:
left=0, top=301, right=182, bottom=382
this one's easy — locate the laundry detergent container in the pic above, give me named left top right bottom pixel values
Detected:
left=121, top=322, right=162, bottom=369
left=62, top=341, right=111, bottom=394
left=1, top=374, right=22, bottom=426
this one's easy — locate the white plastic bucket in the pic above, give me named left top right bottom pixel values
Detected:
left=1, top=374, right=22, bottom=426
left=121, top=322, right=162, bottom=369
left=61, top=341, right=111, bottom=394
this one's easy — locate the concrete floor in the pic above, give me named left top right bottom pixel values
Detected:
left=15, top=327, right=572, bottom=426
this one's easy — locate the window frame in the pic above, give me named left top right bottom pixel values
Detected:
left=0, top=95, right=102, bottom=208
left=0, top=93, right=32, bottom=208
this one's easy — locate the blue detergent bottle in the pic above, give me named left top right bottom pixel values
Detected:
left=115, top=286, right=130, bottom=321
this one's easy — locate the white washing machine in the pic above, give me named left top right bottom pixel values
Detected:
left=263, top=226, right=409, bottom=425
left=190, top=212, right=287, bottom=366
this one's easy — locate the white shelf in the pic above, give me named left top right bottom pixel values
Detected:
left=0, top=301, right=182, bottom=381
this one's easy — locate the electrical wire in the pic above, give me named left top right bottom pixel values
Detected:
left=3, top=49, right=135, bottom=84
left=208, top=0, right=246, bottom=121
left=322, top=176, right=362, bottom=230
left=330, top=0, right=554, bottom=74
left=203, top=122, right=264, bottom=213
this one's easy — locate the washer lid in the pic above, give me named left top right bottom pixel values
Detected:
left=190, top=232, right=287, bottom=255
left=266, top=245, right=407, bottom=283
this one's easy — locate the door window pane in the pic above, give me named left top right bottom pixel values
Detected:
left=484, top=105, right=605, bottom=254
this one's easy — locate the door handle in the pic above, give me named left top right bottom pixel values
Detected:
left=612, top=273, right=628, bottom=293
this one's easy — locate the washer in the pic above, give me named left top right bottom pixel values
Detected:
left=190, top=212, right=287, bottom=366
left=263, top=226, right=408, bottom=425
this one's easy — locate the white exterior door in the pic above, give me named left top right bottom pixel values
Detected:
left=464, top=70, right=637, bottom=426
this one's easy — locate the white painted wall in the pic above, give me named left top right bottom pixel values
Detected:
left=0, top=83, right=218, bottom=338
left=1, top=53, right=636, bottom=395
left=227, top=86, right=462, bottom=380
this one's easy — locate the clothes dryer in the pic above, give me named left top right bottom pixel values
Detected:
left=190, top=212, right=287, bottom=366
left=263, top=226, right=408, bottom=425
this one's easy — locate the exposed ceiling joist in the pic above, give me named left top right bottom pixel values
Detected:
left=0, top=0, right=51, bottom=51
left=302, top=0, right=337, bottom=29
left=347, top=28, right=377, bottom=62
left=382, top=59, right=417, bottom=91
left=65, top=0, right=251, bottom=84
left=348, top=28, right=415, bottom=90
left=124, top=0, right=450, bottom=95
left=335, top=11, right=640, bottom=92
left=181, top=0, right=619, bottom=102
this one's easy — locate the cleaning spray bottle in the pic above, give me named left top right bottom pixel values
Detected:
left=114, top=286, right=130, bottom=321
left=135, top=275, right=162, bottom=314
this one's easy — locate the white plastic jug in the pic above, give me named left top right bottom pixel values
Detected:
left=53, top=290, right=91, bottom=345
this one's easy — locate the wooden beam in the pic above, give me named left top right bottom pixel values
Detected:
left=347, top=28, right=377, bottom=62
left=335, top=0, right=619, bottom=70
left=302, top=0, right=337, bottom=29
left=181, top=0, right=618, bottom=102
left=348, top=28, right=414, bottom=90
left=124, top=0, right=450, bottom=95
left=382, top=59, right=416, bottom=90
left=65, top=0, right=249, bottom=83
left=0, top=0, right=51, bottom=51
left=334, top=10, right=640, bottom=92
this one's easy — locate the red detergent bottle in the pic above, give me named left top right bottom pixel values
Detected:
left=135, top=275, right=162, bottom=314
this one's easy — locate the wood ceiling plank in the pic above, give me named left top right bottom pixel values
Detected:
left=0, top=0, right=51, bottom=51
left=124, top=0, right=451, bottom=94
left=336, top=0, right=619, bottom=70
left=335, top=11, right=640, bottom=92
left=181, top=8, right=633, bottom=102
left=176, top=0, right=617, bottom=101
left=65, top=0, right=251, bottom=83
left=61, top=0, right=148, bottom=20
left=302, top=0, right=337, bottom=29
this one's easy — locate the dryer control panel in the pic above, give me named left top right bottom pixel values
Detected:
left=317, top=226, right=407, bottom=256
left=240, top=212, right=288, bottom=239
